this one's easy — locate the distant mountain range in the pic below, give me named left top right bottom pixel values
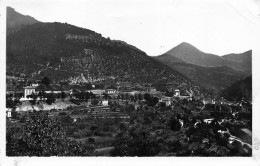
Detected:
left=6, top=7, right=209, bottom=96
left=161, top=42, right=251, bottom=71
left=222, top=51, right=252, bottom=63
left=155, top=42, right=251, bottom=94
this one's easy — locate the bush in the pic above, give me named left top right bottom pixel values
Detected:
left=72, top=132, right=81, bottom=139
left=69, top=99, right=80, bottom=105
left=167, top=116, right=181, bottom=131
left=20, top=115, right=27, bottom=123
left=45, top=93, right=56, bottom=105
left=67, top=105, right=74, bottom=110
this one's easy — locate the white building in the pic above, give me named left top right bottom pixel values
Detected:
left=24, top=85, right=38, bottom=97
left=84, top=49, right=93, bottom=55
left=6, top=109, right=12, bottom=118
left=174, top=89, right=180, bottom=97
left=102, top=100, right=109, bottom=106
left=160, top=97, right=172, bottom=106
left=146, top=87, right=156, bottom=93
left=88, top=89, right=106, bottom=96
left=105, top=89, right=117, bottom=95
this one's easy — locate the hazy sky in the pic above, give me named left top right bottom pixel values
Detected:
left=4, top=0, right=260, bottom=56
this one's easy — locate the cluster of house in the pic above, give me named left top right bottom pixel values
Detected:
left=14, top=83, right=194, bottom=108
left=69, top=104, right=130, bottom=121
left=20, top=82, right=195, bottom=101
left=158, top=89, right=193, bottom=106
left=202, top=97, right=251, bottom=107
left=18, top=83, right=250, bottom=109
left=19, top=83, right=119, bottom=101
left=19, top=83, right=64, bottom=101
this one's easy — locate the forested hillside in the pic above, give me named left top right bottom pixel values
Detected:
left=7, top=22, right=207, bottom=94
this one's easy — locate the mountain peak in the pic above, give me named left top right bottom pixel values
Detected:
left=7, top=6, right=15, bottom=11
left=177, top=42, right=197, bottom=49
left=169, top=42, right=200, bottom=54
left=163, top=42, right=223, bottom=67
left=7, top=6, right=40, bottom=34
left=179, top=42, right=192, bottom=46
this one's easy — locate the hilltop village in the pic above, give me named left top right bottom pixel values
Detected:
left=6, top=77, right=252, bottom=156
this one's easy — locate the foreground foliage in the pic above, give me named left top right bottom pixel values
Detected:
left=7, top=113, right=90, bottom=156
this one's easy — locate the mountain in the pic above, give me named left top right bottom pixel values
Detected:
left=220, top=76, right=252, bottom=101
left=163, top=42, right=252, bottom=72
left=222, top=50, right=252, bottom=62
left=154, top=55, right=247, bottom=95
left=155, top=42, right=252, bottom=94
left=222, top=50, right=252, bottom=74
left=164, top=42, right=225, bottom=67
left=6, top=9, right=208, bottom=95
left=7, top=7, right=40, bottom=34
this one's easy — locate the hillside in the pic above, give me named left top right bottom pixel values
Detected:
left=163, top=42, right=251, bottom=72
left=7, top=7, right=40, bottom=34
left=220, top=76, right=252, bottom=101
left=154, top=54, right=186, bottom=63
left=154, top=55, right=246, bottom=94
left=222, top=50, right=252, bottom=62
left=6, top=20, right=208, bottom=95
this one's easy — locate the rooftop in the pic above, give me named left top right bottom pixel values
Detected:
left=24, top=86, right=38, bottom=89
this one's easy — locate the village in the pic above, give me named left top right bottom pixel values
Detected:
left=6, top=77, right=252, bottom=156
left=3, top=0, right=256, bottom=160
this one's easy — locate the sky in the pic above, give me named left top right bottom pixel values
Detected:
left=3, top=0, right=260, bottom=56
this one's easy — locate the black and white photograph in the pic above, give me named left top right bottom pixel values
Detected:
left=0, top=0, right=260, bottom=164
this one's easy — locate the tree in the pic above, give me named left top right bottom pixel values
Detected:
left=119, top=122, right=128, bottom=132
left=38, top=91, right=46, bottom=99
left=6, top=113, right=88, bottom=156
left=125, top=93, right=130, bottom=101
left=144, top=93, right=151, bottom=102
left=144, top=93, right=159, bottom=107
left=29, top=93, right=37, bottom=105
left=14, top=92, right=24, bottom=99
left=129, top=95, right=134, bottom=101
left=6, top=99, right=15, bottom=108
left=121, top=94, right=125, bottom=100
left=143, top=116, right=152, bottom=125
left=138, top=93, right=143, bottom=101
left=117, top=95, right=121, bottom=100
left=90, top=92, right=96, bottom=99
left=91, top=99, right=99, bottom=106
left=41, top=76, right=51, bottom=86
left=150, top=97, right=159, bottom=107
left=7, top=94, right=13, bottom=98
left=46, top=93, right=56, bottom=105
left=160, top=102, right=166, bottom=107
left=88, top=137, right=95, bottom=144
left=90, top=125, right=97, bottom=135
left=134, top=94, right=138, bottom=101
left=61, top=91, right=66, bottom=101
left=75, top=92, right=86, bottom=101
left=111, top=124, right=162, bottom=156
left=85, top=83, right=93, bottom=90
left=165, top=90, right=173, bottom=97
left=167, top=116, right=181, bottom=131
left=103, top=93, right=109, bottom=100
